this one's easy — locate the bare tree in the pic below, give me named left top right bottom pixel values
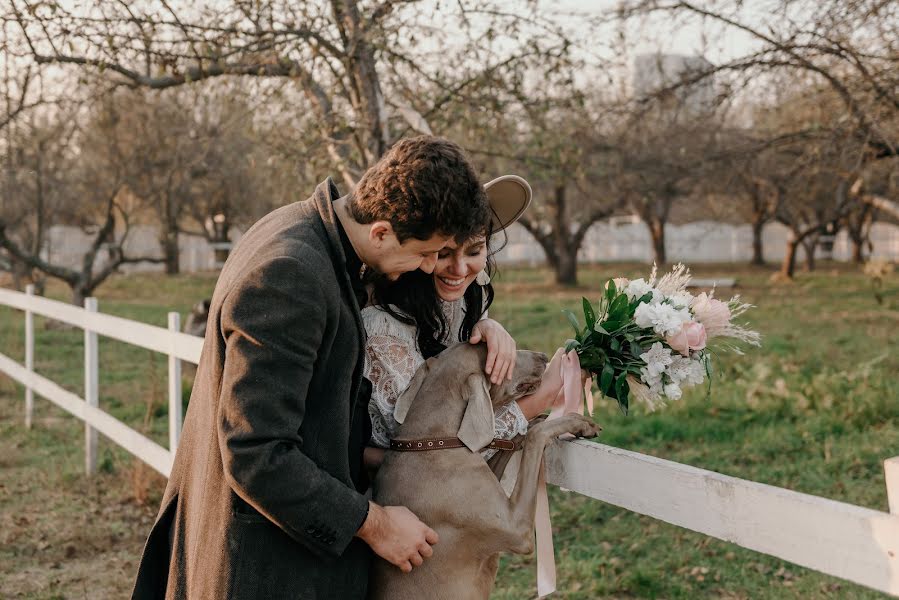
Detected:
left=6, top=0, right=581, bottom=183
left=615, top=0, right=898, bottom=160
left=0, top=100, right=164, bottom=304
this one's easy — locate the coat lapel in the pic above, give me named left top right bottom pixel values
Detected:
left=312, top=178, right=367, bottom=413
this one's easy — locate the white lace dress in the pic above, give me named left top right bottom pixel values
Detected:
left=363, top=300, right=529, bottom=459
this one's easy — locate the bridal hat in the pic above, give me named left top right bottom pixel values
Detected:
left=484, top=175, right=532, bottom=231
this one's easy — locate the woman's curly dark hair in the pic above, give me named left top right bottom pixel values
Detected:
left=371, top=228, right=507, bottom=359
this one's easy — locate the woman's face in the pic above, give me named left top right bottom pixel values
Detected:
left=433, top=236, right=488, bottom=302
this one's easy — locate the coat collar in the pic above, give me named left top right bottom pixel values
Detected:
left=313, top=177, right=352, bottom=269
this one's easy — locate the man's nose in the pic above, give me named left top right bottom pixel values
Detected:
left=419, top=253, right=438, bottom=274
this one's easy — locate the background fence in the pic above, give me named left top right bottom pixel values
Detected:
left=35, top=221, right=899, bottom=275
left=0, top=287, right=896, bottom=596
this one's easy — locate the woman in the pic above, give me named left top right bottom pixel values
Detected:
left=362, top=176, right=565, bottom=469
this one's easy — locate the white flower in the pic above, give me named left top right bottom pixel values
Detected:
left=684, top=358, right=706, bottom=386
left=664, top=383, right=683, bottom=401
left=625, top=278, right=661, bottom=304
left=667, top=356, right=706, bottom=386
left=635, top=302, right=690, bottom=337
left=667, top=291, right=694, bottom=310
left=640, top=366, right=662, bottom=389
left=639, top=342, right=673, bottom=378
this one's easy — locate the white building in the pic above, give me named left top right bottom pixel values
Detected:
left=633, top=53, right=716, bottom=115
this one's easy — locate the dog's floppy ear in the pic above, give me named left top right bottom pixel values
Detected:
left=457, top=373, right=494, bottom=452
left=394, top=359, right=432, bottom=424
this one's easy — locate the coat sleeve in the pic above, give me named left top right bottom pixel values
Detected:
left=217, top=255, right=369, bottom=559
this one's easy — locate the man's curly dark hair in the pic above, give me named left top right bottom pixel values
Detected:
left=349, top=136, right=489, bottom=243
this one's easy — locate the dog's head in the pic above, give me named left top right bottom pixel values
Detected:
left=393, top=343, right=548, bottom=452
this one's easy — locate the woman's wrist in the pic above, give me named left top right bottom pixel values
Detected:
left=516, top=388, right=554, bottom=420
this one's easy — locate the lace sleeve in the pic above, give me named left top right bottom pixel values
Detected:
left=481, top=401, right=529, bottom=460
left=364, top=332, right=424, bottom=449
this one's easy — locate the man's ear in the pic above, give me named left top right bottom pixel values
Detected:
left=394, top=358, right=433, bottom=424
left=368, top=221, right=395, bottom=248
left=457, top=373, right=495, bottom=452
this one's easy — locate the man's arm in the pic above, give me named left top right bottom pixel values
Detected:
left=217, top=255, right=438, bottom=568
left=217, top=255, right=369, bottom=559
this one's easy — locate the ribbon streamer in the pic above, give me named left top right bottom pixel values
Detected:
left=535, top=350, right=590, bottom=597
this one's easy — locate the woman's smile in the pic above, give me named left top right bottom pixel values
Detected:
left=433, top=236, right=488, bottom=302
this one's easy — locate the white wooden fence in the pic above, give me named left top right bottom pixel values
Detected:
left=1, top=286, right=897, bottom=597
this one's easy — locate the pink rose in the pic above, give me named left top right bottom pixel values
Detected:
left=666, top=321, right=708, bottom=356
left=691, top=293, right=731, bottom=337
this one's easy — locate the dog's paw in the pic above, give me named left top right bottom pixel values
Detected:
left=565, top=414, right=601, bottom=439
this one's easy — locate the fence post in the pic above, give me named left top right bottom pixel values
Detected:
left=84, top=297, right=99, bottom=475
left=886, top=456, right=899, bottom=515
left=24, top=284, right=35, bottom=429
left=167, top=311, right=182, bottom=452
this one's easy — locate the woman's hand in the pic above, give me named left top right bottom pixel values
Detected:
left=516, top=348, right=565, bottom=420
left=469, top=318, right=516, bottom=385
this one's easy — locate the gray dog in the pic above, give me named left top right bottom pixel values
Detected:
left=370, top=343, right=600, bottom=600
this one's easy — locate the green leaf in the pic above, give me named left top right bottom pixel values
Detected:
left=594, top=323, right=610, bottom=335
left=630, top=341, right=645, bottom=358
left=564, top=338, right=581, bottom=353
left=599, top=363, right=615, bottom=396
left=610, top=337, right=621, bottom=352
left=634, top=292, right=654, bottom=306
left=605, top=279, right=617, bottom=302
left=582, top=297, right=596, bottom=330
left=608, top=294, right=629, bottom=320
left=615, top=372, right=630, bottom=402
left=563, top=309, right=581, bottom=337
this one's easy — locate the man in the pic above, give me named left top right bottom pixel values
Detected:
left=132, top=136, right=491, bottom=599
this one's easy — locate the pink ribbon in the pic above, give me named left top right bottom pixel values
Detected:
left=535, top=350, right=592, bottom=597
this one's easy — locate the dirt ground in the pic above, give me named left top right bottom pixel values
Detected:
left=0, top=393, right=165, bottom=599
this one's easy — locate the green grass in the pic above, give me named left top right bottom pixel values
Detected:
left=0, top=263, right=897, bottom=598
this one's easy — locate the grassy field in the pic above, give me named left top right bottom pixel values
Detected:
left=0, top=262, right=897, bottom=599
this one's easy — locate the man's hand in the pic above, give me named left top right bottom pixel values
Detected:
left=469, top=318, right=516, bottom=384
left=356, top=502, right=439, bottom=573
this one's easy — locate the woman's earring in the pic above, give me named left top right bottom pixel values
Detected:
left=476, top=270, right=491, bottom=286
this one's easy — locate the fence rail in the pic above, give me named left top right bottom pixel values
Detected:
left=1, top=286, right=897, bottom=596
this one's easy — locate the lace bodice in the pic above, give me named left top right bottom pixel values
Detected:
left=362, top=300, right=528, bottom=460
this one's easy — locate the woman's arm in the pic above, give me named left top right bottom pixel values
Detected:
left=516, top=348, right=565, bottom=419
left=364, top=332, right=422, bottom=449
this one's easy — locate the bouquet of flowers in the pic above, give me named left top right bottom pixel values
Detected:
left=563, top=264, right=760, bottom=414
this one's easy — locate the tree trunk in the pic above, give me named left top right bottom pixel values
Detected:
left=801, top=234, right=818, bottom=272
left=161, top=227, right=180, bottom=275
left=648, top=219, right=666, bottom=265
left=554, top=246, right=578, bottom=286
left=780, top=234, right=800, bottom=279
left=71, top=284, right=87, bottom=308
left=851, top=238, right=865, bottom=263
left=750, top=220, right=765, bottom=266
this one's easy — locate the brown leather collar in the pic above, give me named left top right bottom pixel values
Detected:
left=389, top=436, right=520, bottom=452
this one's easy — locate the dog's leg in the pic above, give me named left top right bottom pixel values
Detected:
left=496, top=414, right=599, bottom=554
